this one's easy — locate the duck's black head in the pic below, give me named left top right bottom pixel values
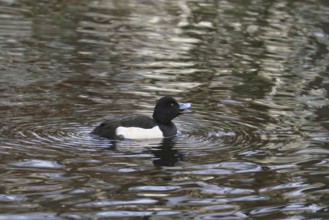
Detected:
left=152, top=96, right=191, bottom=124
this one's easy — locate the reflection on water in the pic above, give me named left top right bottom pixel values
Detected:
left=1, top=0, right=329, bottom=219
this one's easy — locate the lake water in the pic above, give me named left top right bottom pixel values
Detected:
left=1, top=0, right=329, bottom=219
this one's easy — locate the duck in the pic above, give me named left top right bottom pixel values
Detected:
left=91, top=96, right=191, bottom=140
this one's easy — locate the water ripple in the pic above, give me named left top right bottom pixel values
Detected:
left=1, top=116, right=104, bottom=152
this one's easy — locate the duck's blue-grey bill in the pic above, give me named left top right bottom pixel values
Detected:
left=179, top=102, right=191, bottom=110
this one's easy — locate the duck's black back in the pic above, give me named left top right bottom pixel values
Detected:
left=91, top=114, right=157, bottom=139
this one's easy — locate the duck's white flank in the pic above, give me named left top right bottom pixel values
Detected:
left=116, top=126, right=164, bottom=139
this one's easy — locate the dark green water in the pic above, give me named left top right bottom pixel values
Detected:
left=1, top=0, right=329, bottom=219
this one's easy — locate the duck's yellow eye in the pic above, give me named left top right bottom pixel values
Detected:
left=171, top=103, right=174, bottom=107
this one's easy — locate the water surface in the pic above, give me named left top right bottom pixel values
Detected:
left=1, top=0, right=329, bottom=219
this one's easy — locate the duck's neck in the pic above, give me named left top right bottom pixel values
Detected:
left=152, top=112, right=171, bottom=125
left=157, top=122, right=177, bottom=137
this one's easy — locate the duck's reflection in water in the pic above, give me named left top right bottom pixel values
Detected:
left=97, top=136, right=184, bottom=167
left=151, top=137, right=183, bottom=166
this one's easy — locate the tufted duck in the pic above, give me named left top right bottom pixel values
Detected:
left=91, top=96, right=191, bottom=140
